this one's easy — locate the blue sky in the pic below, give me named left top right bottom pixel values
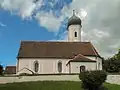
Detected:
left=0, top=0, right=72, bottom=66
left=0, top=11, right=54, bottom=66
left=0, top=0, right=120, bottom=67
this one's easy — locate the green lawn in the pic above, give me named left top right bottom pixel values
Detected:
left=0, top=81, right=120, bottom=90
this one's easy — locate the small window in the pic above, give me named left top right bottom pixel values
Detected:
left=58, top=61, right=62, bottom=73
left=80, top=65, right=85, bottom=72
left=75, top=32, right=77, bottom=37
left=34, top=61, right=39, bottom=73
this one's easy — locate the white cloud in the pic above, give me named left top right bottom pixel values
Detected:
left=50, top=30, right=68, bottom=42
left=0, top=22, right=6, bottom=27
left=0, top=0, right=64, bottom=31
left=61, top=0, right=120, bottom=57
left=0, top=0, right=44, bottom=19
left=58, top=30, right=68, bottom=40
left=35, top=10, right=64, bottom=32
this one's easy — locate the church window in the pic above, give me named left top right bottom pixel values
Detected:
left=58, top=61, right=62, bottom=73
left=34, top=61, right=39, bottom=73
left=80, top=65, right=85, bottom=72
left=75, top=32, right=77, bottom=37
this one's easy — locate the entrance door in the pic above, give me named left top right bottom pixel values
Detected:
left=80, top=66, right=85, bottom=72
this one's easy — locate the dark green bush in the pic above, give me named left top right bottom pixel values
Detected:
left=79, top=70, right=107, bottom=90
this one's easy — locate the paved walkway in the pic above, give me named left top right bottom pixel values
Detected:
left=0, top=75, right=120, bottom=85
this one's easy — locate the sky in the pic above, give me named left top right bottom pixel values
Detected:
left=0, top=0, right=120, bottom=66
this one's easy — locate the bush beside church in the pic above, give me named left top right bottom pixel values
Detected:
left=79, top=70, right=107, bottom=90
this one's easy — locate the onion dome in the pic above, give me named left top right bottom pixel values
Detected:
left=68, top=10, right=82, bottom=27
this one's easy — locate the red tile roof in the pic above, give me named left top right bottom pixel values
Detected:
left=17, top=41, right=100, bottom=59
left=66, top=54, right=96, bottom=65
left=5, top=66, right=16, bottom=74
left=71, top=54, right=96, bottom=62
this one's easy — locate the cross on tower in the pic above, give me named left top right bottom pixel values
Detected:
left=73, top=10, right=75, bottom=16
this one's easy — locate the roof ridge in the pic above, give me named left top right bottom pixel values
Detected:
left=6, top=66, right=16, bottom=67
left=74, top=54, right=95, bottom=61
left=66, top=54, right=96, bottom=65
left=21, top=41, right=91, bottom=43
left=89, top=42, right=99, bottom=57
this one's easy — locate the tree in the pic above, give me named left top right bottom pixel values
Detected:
left=103, top=49, right=120, bottom=73
left=112, top=49, right=120, bottom=60
left=0, top=65, right=3, bottom=75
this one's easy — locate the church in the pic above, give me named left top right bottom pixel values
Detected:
left=16, top=11, right=102, bottom=75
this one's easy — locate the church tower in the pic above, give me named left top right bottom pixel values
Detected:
left=67, top=10, right=82, bottom=42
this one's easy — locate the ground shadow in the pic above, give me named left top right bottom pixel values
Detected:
left=83, top=86, right=108, bottom=90
left=99, top=86, right=108, bottom=90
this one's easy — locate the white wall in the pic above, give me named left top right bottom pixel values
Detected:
left=86, top=56, right=103, bottom=70
left=96, top=57, right=102, bottom=70
left=17, top=56, right=101, bottom=75
left=70, top=62, right=96, bottom=73
left=68, top=25, right=81, bottom=42
left=17, top=58, right=70, bottom=74
left=0, top=75, right=120, bottom=85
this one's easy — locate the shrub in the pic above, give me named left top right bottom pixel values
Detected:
left=107, top=64, right=119, bottom=73
left=79, top=70, right=107, bottom=90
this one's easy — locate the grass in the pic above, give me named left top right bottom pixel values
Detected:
left=0, top=81, right=120, bottom=90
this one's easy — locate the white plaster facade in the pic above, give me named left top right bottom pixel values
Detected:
left=17, top=56, right=102, bottom=75
left=96, top=57, right=103, bottom=70
left=68, top=25, right=81, bottom=42
left=17, top=58, right=69, bottom=74
left=70, top=62, right=96, bottom=73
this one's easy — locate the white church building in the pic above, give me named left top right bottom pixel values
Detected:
left=16, top=11, right=103, bottom=75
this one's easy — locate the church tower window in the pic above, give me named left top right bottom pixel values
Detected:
left=34, top=61, right=39, bottom=73
left=58, top=61, right=62, bottom=73
left=75, top=31, right=77, bottom=37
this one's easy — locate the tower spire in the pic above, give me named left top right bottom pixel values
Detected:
left=73, top=10, right=75, bottom=16
left=68, top=10, right=82, bottom=42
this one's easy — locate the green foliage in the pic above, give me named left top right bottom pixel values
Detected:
left=0, top=65, right=3, bottom=75
left=112, top=49, right=120, bottom=60
left=103, top=49, right=120, bottom=73
left=79, top=70, right=107, bottom=90
left=104, top=59, right=120, bottom=73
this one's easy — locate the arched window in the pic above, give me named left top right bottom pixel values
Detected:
left=58, top=61, right=62, bottom=73
left=80, top=65, right=85, bottom=72
left=75, top=31, right=77, bottom=37
left=34, top=61, right=39, bottom=73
